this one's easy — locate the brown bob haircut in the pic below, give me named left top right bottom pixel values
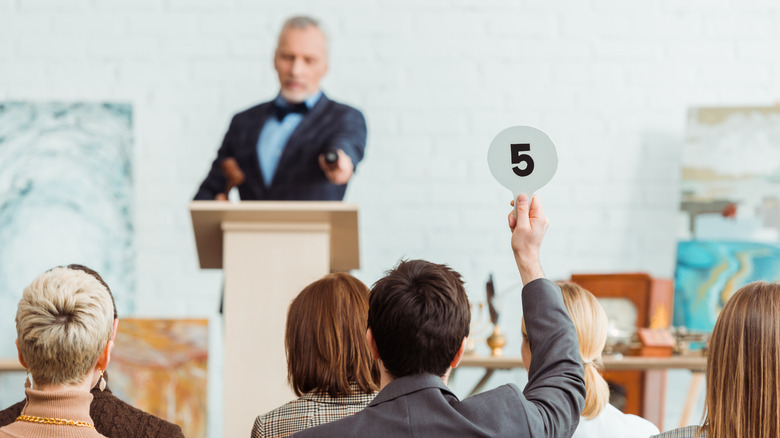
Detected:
left=286, top=273, right=378, bottom=397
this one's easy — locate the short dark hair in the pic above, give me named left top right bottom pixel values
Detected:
left=286, top=273, right=379, bottom=397
left=368, top=259, right=470, bottom=378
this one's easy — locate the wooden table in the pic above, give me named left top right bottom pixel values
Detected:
left=456, top=354, right=706, bottom=427
left=0, top=358, right=23, bottom=372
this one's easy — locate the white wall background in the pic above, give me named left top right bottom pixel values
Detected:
left=1, top=0, right=779, bottom=434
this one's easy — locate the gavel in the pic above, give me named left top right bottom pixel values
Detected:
left=221, top=157, right=245, bottom=198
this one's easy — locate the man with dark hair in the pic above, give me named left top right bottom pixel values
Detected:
left=0, top=264, right=184, bottom=438
left=296, top=194, right=586, bottom=438
left=368, top=260, right=471, bottom=379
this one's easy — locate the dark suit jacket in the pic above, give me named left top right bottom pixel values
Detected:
left=294, top=278, right=586, bottom=438
left=194, top=93, right=367, bottom=201
left=0, top=384, right=184, bottom=438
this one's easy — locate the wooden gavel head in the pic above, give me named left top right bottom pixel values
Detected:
left=221, top=158, right=246, bottom=195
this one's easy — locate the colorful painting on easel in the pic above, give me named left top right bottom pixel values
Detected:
left=674, top=241, right=780, bottom=330
left=675, top=106, right=780, bottom=330
left=109, top=318, right=208, bottom=438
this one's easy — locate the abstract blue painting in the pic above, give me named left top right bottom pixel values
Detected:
left=675, top=107, right=780, bottom=332
left=674, top=241, right=780, bottom=331
left=0, top=102, right=134, bottom=360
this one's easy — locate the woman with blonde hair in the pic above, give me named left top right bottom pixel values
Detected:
left=251, top=273, right=379, bottom=438
left=653, top=281, right=780, bottom=438
left=521, top=281, right=659, bottom=437
left=0, top=266, right=115, bottom=437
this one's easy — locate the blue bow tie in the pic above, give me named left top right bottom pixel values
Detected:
left=273, top=102, right=308, bottom=121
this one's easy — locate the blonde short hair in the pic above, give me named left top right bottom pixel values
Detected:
left=16, top=266, right=115, bottom=387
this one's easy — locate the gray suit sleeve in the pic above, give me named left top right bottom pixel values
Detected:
left=521, top=278, right=586, bottom=438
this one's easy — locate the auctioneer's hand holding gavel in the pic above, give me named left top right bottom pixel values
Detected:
left=221, top=157, right=246, bottom=198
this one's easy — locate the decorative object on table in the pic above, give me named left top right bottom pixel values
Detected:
left=669, top=326, right=709, bottom=356
left=486, top=326, right=507, bottom=357
left=485, top=274, right=507, bottom=357
left=466, top=301, right=491, bottom=355
left=633, top=328, right=676, bottom=357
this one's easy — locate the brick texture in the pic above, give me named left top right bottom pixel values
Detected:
left=2, top=0, right=779, bottom=432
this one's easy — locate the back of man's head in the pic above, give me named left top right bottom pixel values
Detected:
left=368, top=259, right=470, bottom=378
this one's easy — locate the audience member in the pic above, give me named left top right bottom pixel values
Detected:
left=522, top=281, right=660, bottom=437
left=0, top=265, right=184, bottom=437
left=0, top=266, right=115, bottom=437
left=251, top=273, right=379, bottom=437
left=652, top=281, right=780, bottom=438
left=294, top=194, right=585, bottom=438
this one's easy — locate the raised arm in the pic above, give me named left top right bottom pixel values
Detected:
left=508, top=194, right=586, bottom=438
left=507, top=194, right=547, bottom=285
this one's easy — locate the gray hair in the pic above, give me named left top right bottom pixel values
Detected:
left=282, top=15, right=321, bottom=31
left=16, top=267, right=114, bottom=387
left=278, top=15, right=328, bottom=48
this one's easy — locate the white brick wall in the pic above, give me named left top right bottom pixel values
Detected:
left=2, top=0, right=779, bottom=432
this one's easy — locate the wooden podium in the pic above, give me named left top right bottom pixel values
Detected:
left=190, top=201, right=360, bottom=438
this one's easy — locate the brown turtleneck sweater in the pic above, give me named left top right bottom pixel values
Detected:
left=0, top=382, right=184, bottom=438
left=0, top=388, right=106, bottom=437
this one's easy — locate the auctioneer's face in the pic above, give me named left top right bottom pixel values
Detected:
left=274, top=25, right=329, bottom=103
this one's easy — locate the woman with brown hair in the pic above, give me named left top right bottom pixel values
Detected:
left=521, top=281, right=659, bottom=438
left=653, top=281, right=780, bottom=438
left=251, top=273, right=379, bottom=438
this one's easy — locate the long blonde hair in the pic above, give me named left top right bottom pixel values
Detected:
left=558, top=281, right=610, bottom=419
left=521, top=281, right=610, bottom=419
left=703, top=281, right=780, bottom=438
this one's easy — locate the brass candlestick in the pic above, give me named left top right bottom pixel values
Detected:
left=487, top=325, right=506, bottom=357
left=484, top=274, right=506, bottom=356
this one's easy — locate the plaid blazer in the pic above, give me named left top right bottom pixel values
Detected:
left=251, top=385, right=376, bottom=438
left=652, top=425, right=707, bottom=438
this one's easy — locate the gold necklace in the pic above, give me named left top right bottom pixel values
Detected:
left=15, top=414, right=96, bottom=429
